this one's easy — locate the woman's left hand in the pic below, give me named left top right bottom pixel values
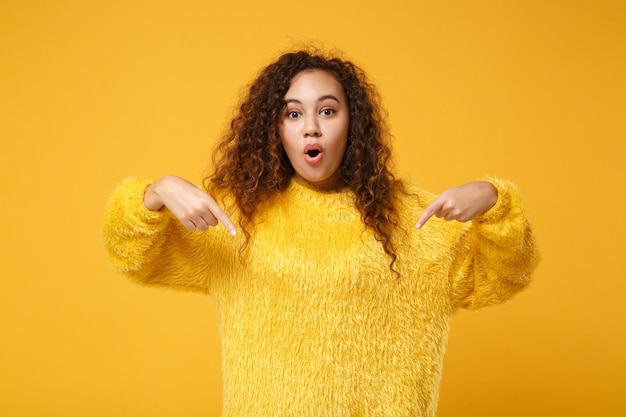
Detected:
left=416, top=181, right=498, bottom=229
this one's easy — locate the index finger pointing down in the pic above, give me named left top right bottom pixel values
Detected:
left=207, top=200, right=237, bottom=236
left=415, top=200, right=443, bottom=229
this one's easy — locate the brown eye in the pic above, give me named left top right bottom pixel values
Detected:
left=320, top=109, right=335, bottom=116
left=287, top=111, right=300, bottom=119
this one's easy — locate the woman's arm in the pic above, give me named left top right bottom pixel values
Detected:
left=446, top=177, right=540, bottom=310
left=102, top=176, right=237, bottom=293
left=144, top=175, right=236, bottom=235
left=415, top=181, right=498, bottom=229
left=412, top=177, right=539, bottom=310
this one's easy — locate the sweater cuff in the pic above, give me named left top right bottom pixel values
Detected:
left=112, top=177, right=171, bottom=226
left=473, top=175, right=514, bottom=224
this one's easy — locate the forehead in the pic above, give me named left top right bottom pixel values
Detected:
left=285, top=70, right=346, bottom=99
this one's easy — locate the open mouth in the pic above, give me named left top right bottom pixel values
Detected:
left=304, top=145, right=323, bottom=164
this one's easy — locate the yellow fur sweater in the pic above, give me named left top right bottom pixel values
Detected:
left=102, top=176, right=539, bottom=417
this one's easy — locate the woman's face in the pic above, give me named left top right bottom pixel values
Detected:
left=279, top=70, right=349, bottom=191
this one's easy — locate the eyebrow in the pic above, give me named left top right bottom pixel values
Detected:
left=284, top=95, right=341, bottom=104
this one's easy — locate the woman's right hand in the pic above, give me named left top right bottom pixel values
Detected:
left=143, top=175, right=237, bottom=235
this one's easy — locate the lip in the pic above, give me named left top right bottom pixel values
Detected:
left=304, top=143, right=323, bottom=164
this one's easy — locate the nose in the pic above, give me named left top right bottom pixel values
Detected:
left=303, top=116, right=321, bottom=137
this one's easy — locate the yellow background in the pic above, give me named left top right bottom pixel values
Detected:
left=1, top=0, right=624, bottom=416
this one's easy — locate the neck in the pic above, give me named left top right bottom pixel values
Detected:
left=294, top=172, right=345, bottom=192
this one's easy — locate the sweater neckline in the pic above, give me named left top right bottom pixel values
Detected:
left=283, top=177, right=355, bottom=210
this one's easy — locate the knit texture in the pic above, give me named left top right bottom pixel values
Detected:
left=102, top=177, right=539, bottom=417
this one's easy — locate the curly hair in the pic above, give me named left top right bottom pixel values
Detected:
left=205, top=49, right=402, bottom=271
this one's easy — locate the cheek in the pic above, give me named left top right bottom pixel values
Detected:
left=335, top=116, right=349, bottom=140
left=279, top=126, right=297, bottom=150
left=334, top=122, right=350, bottom=151
left=279, top=139, right=296, bottom=163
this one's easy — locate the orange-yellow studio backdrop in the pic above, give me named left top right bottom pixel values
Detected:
left=1, top=0, right=624, bottom=416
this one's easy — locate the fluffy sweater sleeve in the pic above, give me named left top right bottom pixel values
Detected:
left=395, top=176, right=539, bottom=312
left=438, top=176, right=539, bottom=310
left=102, top=177, right=237, bottom=293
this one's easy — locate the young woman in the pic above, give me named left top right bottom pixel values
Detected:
left=103, top=50, right=539, bottom=417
